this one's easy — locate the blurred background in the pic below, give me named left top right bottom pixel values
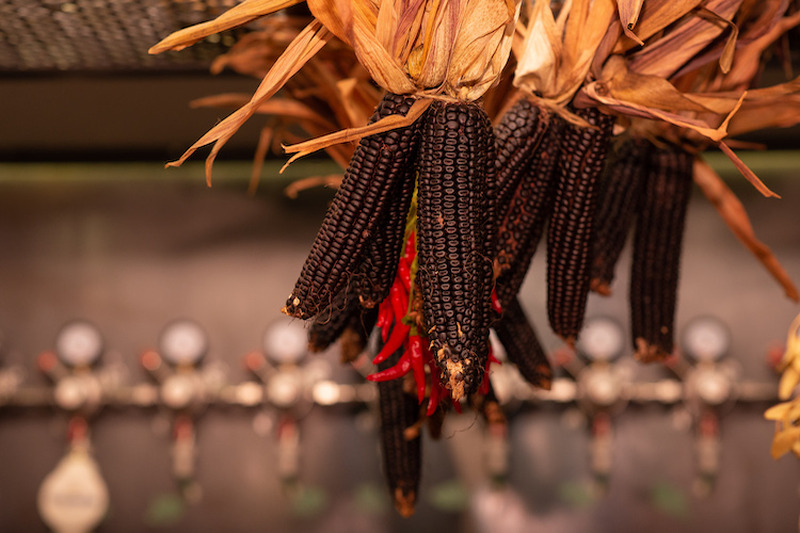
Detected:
left=1, top=1, right=799, bottom=532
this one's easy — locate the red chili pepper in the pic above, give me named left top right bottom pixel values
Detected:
left=404, top=231, right=416, bottom=262
left=389, top=280, right=408, bottom=322
left=407, top=335, right=426, bottom=403
left=397, top=259, right=411, bottom=292
left=377, top=298, right=392, bottom=342
left=452, top=397, right=462, bottom=414
left=366, top=351, right=411, bottom=382
left=479, top=345, right=500, bottom=395
left=372, top=321, right=410, bottom=365
left=491, top=288, right=503, bottom=315
left=426, top=364, right=442, bottom=417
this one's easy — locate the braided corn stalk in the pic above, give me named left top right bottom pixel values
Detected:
left=630, top=145, right=694, bottom=362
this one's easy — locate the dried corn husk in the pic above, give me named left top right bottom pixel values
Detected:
left=187, top=14, right=381, bottom=192
left=284, top=0, right=522, bottom=163
left=514, top=0, right=618, bottom=106
left=149, top=0, right=305, bottom=53
left=151, top=0, right=521, bottom=178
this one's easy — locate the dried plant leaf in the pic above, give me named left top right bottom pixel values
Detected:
left=309, top=0, right=520, bottom=99
left=248, top=123, right=276, bottom=195
left=600, top=56, right=713, bottom=113
left=515, top=0, right=616, bottom=104
left=779, top=368, right=800, bottom=402
left=190, top=94, right=339, bottom=131
left=771, top=426, right=800, bottom=459
left=591, top=19, right=623, bottom=77
left=617, top=0, right=646, bottom=44
left=683, top=77, right=800, bottom=135
left=719, top=10, right=800, bottom=90
left=765, top=401, right=794, bottom=421
left=417, top=0, right=458, bottom=88
left=149, top=0, right=303, bottom=53
left=514, top=0, right=560, bottom=96
left=284, top=174, right=345, bottom=197
left=350, top=7, right=417, bottom=94
left=447, top=0, right=520, bottom=99
left=165, top=19, right=332, bottom=185
left=307, top=0, right=355, bottom=45
left=692, top=158, right=798, bottom=301
left=580, top=78, right=739, bottom=142
left=629, top=0, right=743, bottom=78
left=717, top=141, right=779, bottom=198
left=281, top=97, right=433, bottom=170
left=614, top=0, right=703, bottom=52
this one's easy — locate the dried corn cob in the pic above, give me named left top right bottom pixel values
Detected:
left=354, top=168, right=416, bottom=309
left=339, top=307, right=378, bottom=363
left=590, top=136, right=651, bottom=296
left=283, top=92, right=422, bottom=319
left=493, top=98, right=550, bottom=213
left=376, top=342, right=422, bottom=517
left=493, top=297, right=552, bottom=390
left=308, top=288, right=377, bottom=362
left=493, top=118, right=562, bottom=308
left=307, top=288, right=359, bottom=353
left=630, top=145, right=694, bottom=362
left=416, top=100, right=496, bottom=401
left=468, top=377, right=506, bottom=426
left=547, top=107, right=615, bottom=344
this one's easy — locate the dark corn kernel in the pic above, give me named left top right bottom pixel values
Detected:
left=630, top=145, right=694, bottom=362
left=283, top=92, right=422, bottom=319
left=493, top=116, right=562, bottom=308
left=546, top=107, right=615, bottom=344
left=590, top=136, right=651, bottom=296
left=377, top=340, right=422, bottom=517
left=416, top=100, right=496, bottom=401
left=493, top=297, right=552, bottom=390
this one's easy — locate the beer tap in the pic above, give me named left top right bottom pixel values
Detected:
left=140, top=319, right=223, bottom=503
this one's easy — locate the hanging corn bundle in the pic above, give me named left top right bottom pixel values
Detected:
left=576, top=0, right=800, bottom=359
left=149, top=0, right=800, bottom=517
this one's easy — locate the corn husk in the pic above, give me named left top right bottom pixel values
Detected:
left=282, top=0, right=522, bottom=164
left=616, top=0, right=646, bottom=44
left=149, top=0, right=304, bottom=53
left=154, top=18, right=333, bottom=183
left=514, top=0, right=618, bottom=106
left=151, top=0, right=521, bottom=179
left=308, top=0, right=521, bottom=100
left=186, top=14, right=381, bottom=192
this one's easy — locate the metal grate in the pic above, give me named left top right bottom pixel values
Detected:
left=0, top=0, right=245, bottom=72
